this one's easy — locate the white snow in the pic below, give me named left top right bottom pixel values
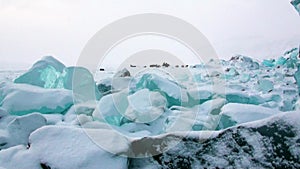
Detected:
left=1, top=44, right=300, bottom=168
left=0, top=125, right=128, bottom=169
left=125, top=89, right=166, bottom=123
left=4, top=113, right=46, bottom=149
left=0, top=107, right=8, bottom=118
left=0, top=81, right=73, bottom=115
left=220, top=103, right=281, bottom=124
left=93, top=89, right=129, bottom=126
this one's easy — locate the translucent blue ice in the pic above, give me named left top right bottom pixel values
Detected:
left=262, top=59, right=275, bottom=67
left=14, top=56, right=65, bottom=88
left=257, top=79, right=274, bottom=93
left=291, top=0, right=300, bottom=14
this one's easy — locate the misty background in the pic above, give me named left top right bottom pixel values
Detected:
left=0, top=0, right=300, bottom=70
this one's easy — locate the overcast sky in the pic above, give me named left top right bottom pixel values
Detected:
left=0, top=0, right=299, bottom=69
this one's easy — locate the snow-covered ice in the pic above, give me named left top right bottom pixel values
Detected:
left=0, top=82, right=73, bottom=115
left=0, top=126, right=127, bottom=169
left=291, top=0, right=300, bottom=14
left=0, top=47, right=300, bottom=168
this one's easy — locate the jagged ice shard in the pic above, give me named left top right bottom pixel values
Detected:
left=291, top=0, right=300, bottom=14
left=1, top=46, right=300, bottom=168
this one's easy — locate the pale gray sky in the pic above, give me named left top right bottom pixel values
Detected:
left=0, top=0, right=299, bottom=69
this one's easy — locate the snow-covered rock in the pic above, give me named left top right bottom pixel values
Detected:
left=229, top=55, right=259, bottom=70
left=114, top=68, right=131, bottom=77
left=97, top=78, right=113, bottom=95
left=134, top=111, right=300, bottom=168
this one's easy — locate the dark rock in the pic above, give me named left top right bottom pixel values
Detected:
left=115, top=68, right=131, bottom=77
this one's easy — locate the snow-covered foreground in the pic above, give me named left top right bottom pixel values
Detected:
left=0, top=48, right=300, bottom=168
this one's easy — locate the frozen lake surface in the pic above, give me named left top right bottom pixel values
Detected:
left=0, top=48, right=300, bottom=168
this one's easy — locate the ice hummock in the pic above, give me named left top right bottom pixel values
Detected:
left=0, top=82, right=73, bottom=115
left=0, top=125, right=127, bottom=169
left=14, top=56, right=101, bottom=101
left=125, top=88, right=167, bottom=123
left=14, top=56, right=65, bottom=88
left=219, top=103, right=280, bottom=126
left=0, top=47, right=300, bottom=168
left=131, top=73, right=189, bottom=107
left=0, top=113, right=46, bottom=150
